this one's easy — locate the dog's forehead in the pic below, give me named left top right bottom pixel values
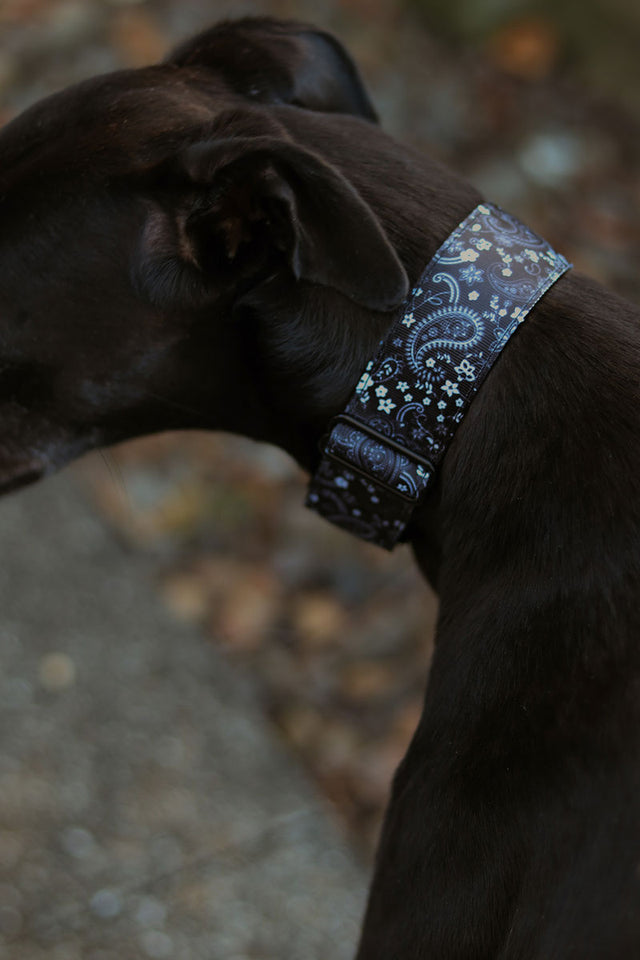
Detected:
left=0, top=66, right=232, bottom=190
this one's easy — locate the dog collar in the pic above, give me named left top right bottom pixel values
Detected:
left=306, top=202, right=571, bottom=549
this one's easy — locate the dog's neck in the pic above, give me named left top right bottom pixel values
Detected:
left=355, top=261, right=640, bottom=954
left=270, top=246, right=640, bottom=673
left=306, top=203, right=570, bottom=550
left=237, top=129, right=640, bottom=676
left=418, top=266, right=640, bottom=734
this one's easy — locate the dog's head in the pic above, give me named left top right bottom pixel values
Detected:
left=0, top=18, right=470, bottom=496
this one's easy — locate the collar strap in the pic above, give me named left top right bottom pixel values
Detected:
left=306, top=202, right=571, bottom=549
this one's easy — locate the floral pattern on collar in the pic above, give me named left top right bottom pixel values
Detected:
left=306, top=203, right=571, bottom=550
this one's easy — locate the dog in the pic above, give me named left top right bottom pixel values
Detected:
left=2, top=16, right=640, bottom=959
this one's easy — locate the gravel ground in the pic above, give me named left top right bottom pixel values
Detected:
left=0, top=472, right=366, bottom=959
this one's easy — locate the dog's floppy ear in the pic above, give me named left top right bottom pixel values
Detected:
left=136, top=134, right=408, bottom=312
left=167, top=17, right=378, bottom=122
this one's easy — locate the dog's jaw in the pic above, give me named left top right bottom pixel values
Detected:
left=0, top=462, right=44, bottom=496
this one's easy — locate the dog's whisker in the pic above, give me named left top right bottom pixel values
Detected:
left=98, top=448, right=131, bottom=512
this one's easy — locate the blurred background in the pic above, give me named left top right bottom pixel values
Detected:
left=0, top=0, right=639, bottom=957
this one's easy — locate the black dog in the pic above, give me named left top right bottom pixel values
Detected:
left=2, top=17, right=640, bottom=959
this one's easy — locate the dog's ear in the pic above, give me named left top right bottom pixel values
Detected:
left=136, top=135, right=408, bottom=312
left=167, top=17, right=378, bottom=122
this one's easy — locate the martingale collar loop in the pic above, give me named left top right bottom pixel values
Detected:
left=322, top=414, right=436, bottom=500
left=306, top=202, right=571, bottom=550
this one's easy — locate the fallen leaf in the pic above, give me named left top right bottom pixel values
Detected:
left=488, top=17, right=559, bottom=81
left=290, top=591, right=348, bottom=649
left=109, top=8, right=167, bottom=67
left=339, top=660, right=396, bottom=702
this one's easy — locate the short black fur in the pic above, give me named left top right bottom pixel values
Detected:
left=1, top=17, right=639, bottom=959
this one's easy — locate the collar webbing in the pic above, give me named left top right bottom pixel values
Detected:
left=306, top=202, right=571, bottom=549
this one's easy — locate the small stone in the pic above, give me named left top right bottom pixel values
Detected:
left=38, top=653, right=76, bottom=691
left=89, top=889, right=122, bottom=920
left=61, top=826, right=96, bottom=860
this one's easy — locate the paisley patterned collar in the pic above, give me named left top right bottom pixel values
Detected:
left=306, top=202, right=571, bottom=550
